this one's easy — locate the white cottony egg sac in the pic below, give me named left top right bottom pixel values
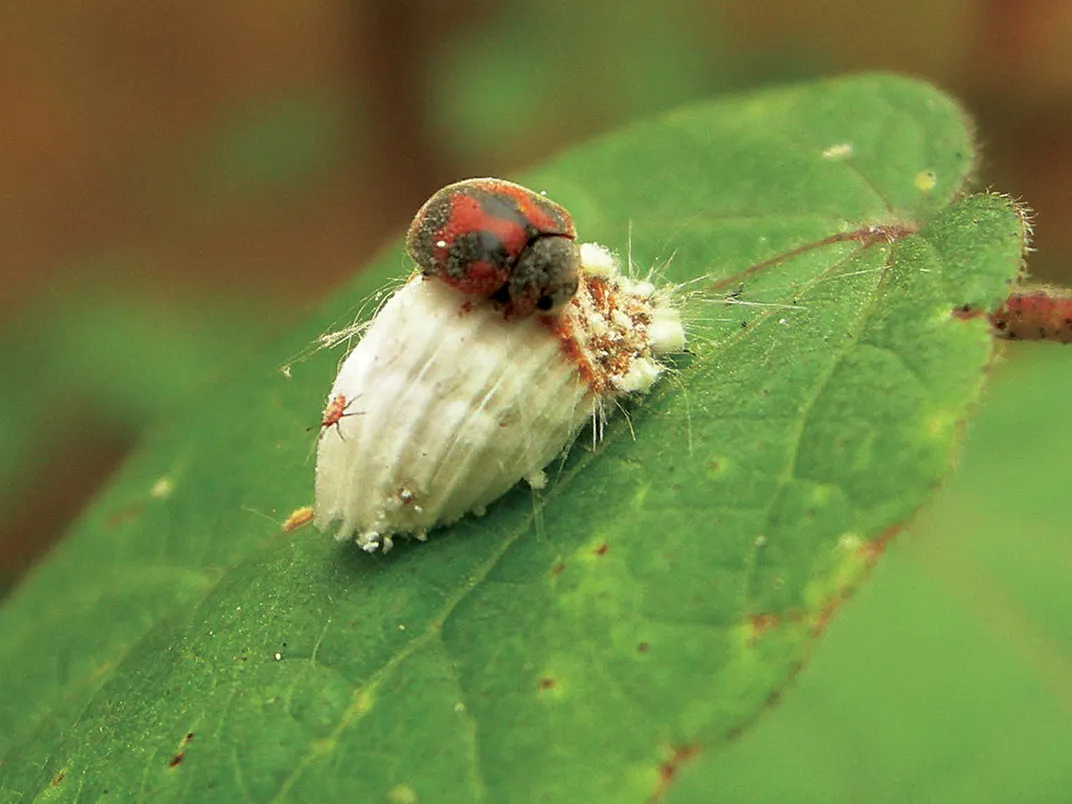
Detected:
left=314, top=243, right=686, bottom=552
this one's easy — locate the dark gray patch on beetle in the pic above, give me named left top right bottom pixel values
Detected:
left=473, top=188, right=530, bottom=231
left=443, top=230, right=509, bottom=281
left=406, top=193, right=454, bottom=275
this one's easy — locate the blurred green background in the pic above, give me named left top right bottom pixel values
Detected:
left=1, top=2, right=1070, bottom=799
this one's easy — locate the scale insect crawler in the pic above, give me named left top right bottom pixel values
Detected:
left=313, top=393, right=363, bottom=440
left=314, top=178, right=687, bottom=552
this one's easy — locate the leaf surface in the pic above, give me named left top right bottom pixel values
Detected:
left=0, top=75, right=1026, bottom=803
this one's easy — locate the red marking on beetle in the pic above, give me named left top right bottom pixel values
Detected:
left=649, top=745, right=701, bottom=803
left=538, top=677, right=556, bottom=690
left=460, top=179, right=572, bottom=236
left=593, top=542, right=609, bottom=556
left=447, top=193, right=530, bottom=257
left=708, top=222, right=917, bottom=293
left=440, top=256, right=507, bottom=296
left=989, top=289, right=1072, bottom=343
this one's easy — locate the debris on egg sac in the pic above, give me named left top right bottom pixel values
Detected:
left=315, top=231, right=684, bottom=553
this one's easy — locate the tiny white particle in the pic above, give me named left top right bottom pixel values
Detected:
left=822, top=143, right=853, bottom=160
left=578, top=242, right=615, bottom=277
left=611, top=356, right=662, bottom=394
left=838, top=532, right=862, bottom=551
left=274, top=652, right=282, bottom=661
left=778, top=318, right=788, bottom=325
left=435, top=239, right=447, bottom=248
left=526, top=469, right=548, bottom=490
left=150, top=477, right=173, bottom=499
left=630, top=280, right=656, bottom=299
left=649, top=308, right=686, bottom=354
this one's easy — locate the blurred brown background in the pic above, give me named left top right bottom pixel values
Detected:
left=2, top=0, right=1071, bottom=590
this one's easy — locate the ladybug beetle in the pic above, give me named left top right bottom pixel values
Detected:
left=405, top=178, right=581, bottom=317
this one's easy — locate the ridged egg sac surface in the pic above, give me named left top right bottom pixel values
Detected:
left=314, top=243, right=684, bottom=552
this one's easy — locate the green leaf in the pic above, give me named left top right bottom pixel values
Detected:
left=0, top=74, right=1027, bottom=802
left=667, top=343, right=1072, bottom=803
left=0, top=287, right=275, bottom=591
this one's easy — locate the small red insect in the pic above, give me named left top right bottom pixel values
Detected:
left=315, top=393, right=362, bottom=440
left=405, top=178, right=581, bottom=318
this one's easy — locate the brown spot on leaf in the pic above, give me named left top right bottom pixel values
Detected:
left=107, top=502, right=143, bottom=528
left=51, top=771, right=65, bottom=786
left=650, top=745, right=701, bottom=803
left=637, top=642, right=650, bottom=653
left=811, top=588, right=857, bottom=638
left=168, top=731, right=194, bottom=768
left=748, top=612, right=781, bottom=644
left=538, top=677, right=556, bottom=690
left=593, top=542, right=609, bottom=556
left=858, top=523, right=902, bottom=565
left=550, top=562, right=565, bottom=577
left=952, top=303, right=983, bottom=320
